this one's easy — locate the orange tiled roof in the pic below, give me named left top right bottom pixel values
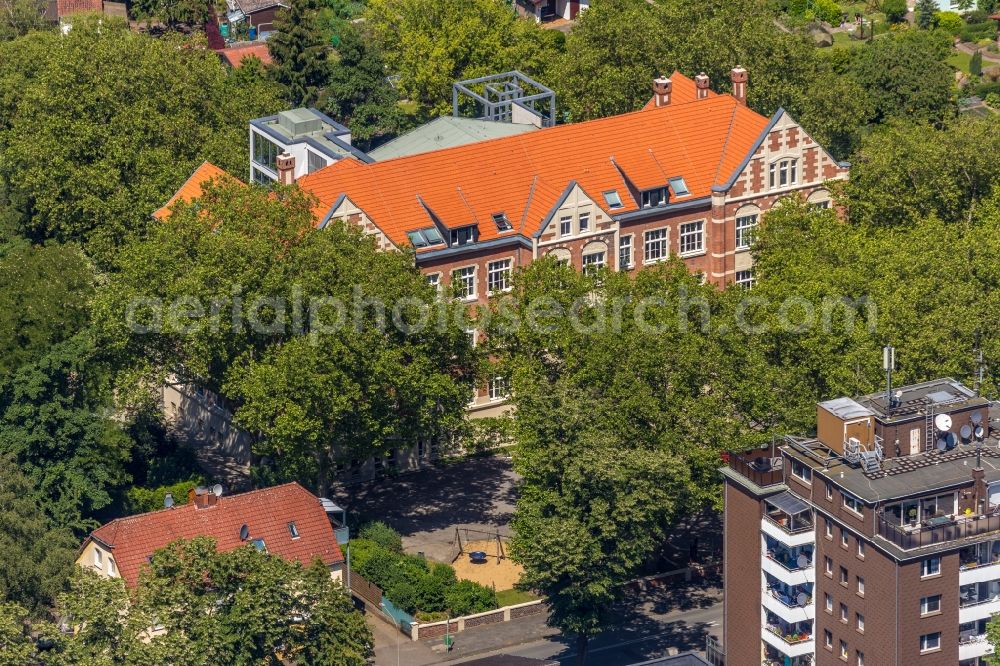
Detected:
left=153, top=162, right=236, bottom=220
left=87, top=482, right=344, bottom=588
left=218, top=43, right=273, bottom=68
left=297, top=72, right=771, bottom=249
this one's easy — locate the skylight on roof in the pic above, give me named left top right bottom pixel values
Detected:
left=288, top=522, right=299, bottom=538
left=603, top=190, right=623, bottom=209
left=251, top=538, right=268, bottom=553
left=492, top=212, right=512, bottom=232
left=406, top=227, right=445, bottom=249
left=668, top=177, right=690, bottom=197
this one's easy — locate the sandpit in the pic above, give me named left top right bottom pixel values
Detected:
left=450, top=539, right=524, bottom=590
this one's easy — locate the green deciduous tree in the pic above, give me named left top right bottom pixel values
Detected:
left=96, top=181, right=478, bottom=494
left=0, top=602, right=35, bottom=666
left=33, top=539, right=372, bottom=666
left=129, top=0, right=211, bottom=30
left=0, top=19, right=284, bottom=266
left=0, top=0, right=49, bottom=41
left=0, top=239, right=94, bottom=377
left=884, top=0, right=909, bottom=22
left=269, top=0, right=330, bottom=106
left=321, top=22, right=407, bottom=150
left=848, top=30, right=954, bottom=124
left=0, top=459, right=77, bottom=614
left=364, top=0, right=563, bottom=116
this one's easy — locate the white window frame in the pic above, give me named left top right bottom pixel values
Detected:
left=488, top=376, right=509, bottom=401
left=559, top=215, right=572, bottom=236
left=856, top=612, right=864, bottom=632
left=791, top=458, right=812, bottom=483
left=582, top=251, right=605, bottom=275
left=843, top=492, right=863, bottom=516
left=94, top=548, right=102, bottom=567
left=678, top=220, right=704, bottom=256
left=735, top=213, right=759, bottom=250
left=486, top=259, right=512, bottom=295
left=735, top=270, right=754, bottom=290
left=769, top=158, right=798, bottom=189
left=454, top=266, right=477, bottom=301
left=426, top=272, right=442, bottom=294
left=618, top=234, right=633, bottom=270
left=644, top=228, right=668, bottom=264
left=856, top=575, right=864, bottom=595
left=919, top=632, right=940, bottom=653
left=921, top=557, right=941, bottom=578
left=578, top=212, right=590, bottom=233
left=920, top=594, right=941, bottom=616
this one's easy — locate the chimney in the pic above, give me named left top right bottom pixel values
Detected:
left=730, top=66, right=748, bottom=106
left=652, top=76, right=672, bottom=107
left=276, top=152, right=296, bottom=186
left=189, top=486, right=218, bottom=509
left=694, top=72, right=710, bottom=100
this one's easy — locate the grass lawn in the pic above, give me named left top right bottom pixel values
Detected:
left=831, top=31, right=863, bottom=49
left=947, top=50, right=973, bottom=73
left=495, top=588, right=540, bottom=606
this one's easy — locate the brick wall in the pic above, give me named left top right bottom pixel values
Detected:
left=724, top=480, right=765, bottom=665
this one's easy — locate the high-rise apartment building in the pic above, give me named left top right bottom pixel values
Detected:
left=723, top=378, right=998, bottom=665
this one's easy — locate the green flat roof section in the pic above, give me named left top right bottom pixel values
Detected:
left=368, top=116, right=539, bottom=161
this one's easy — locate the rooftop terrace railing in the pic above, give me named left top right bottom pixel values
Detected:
left=728, top=452, right=784, bottom=488
left=877, top=512, right=1000, bottom=550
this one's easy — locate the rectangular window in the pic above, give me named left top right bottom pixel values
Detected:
left=919, top=632, right=940, bottom=653
left=857, top=540, right=865, bottom=558
left=825, top=518, right=833, bottom=538
left=825, top=556, right=833, bottom=575
left=578, top=213, right=590, bottom=233
left=450, top=226, right=476, bottom=246
left=603, top=190, right=623, bottom=209
left=840, top=602, right=848, bottom=622
left=856, top=575, right=864, bottom=596
left=678, top=221, right=704, bottom=255
left=840, top=566, right=848, bottom=585
left=288, top=522, right=299, bottom=538
left=825, top=592, right=833, bottom=612
left=644, top=228, right=668, bottom=263
left=618, top=235, right=633, bottom=270
left=408, top=228, right=445, bottom=248
left=252, top=133, right=280, bottom=171
left=94, top=549, right=102, bottom=566
left=791, top=458, right=812, bottom=483
left=857, top=652, right=864, bottom=666
left=826, top=482, right=833, bottom=500
left=487, top=259, right=512, bottom=294
left=488, top=377, right=509, bottom=401
left=856, top=612, right=864, bottom=632
left=920, top=595, right=941, bottom=615
left=840, top=640, right=848, bottom=659
left=841, top=528, right=849, bottom=548
left=668, top=177, right=689, bottom=196
left=641, top=187, right=667, bottom=209
left=735, top=270, right=754, bottom=289
left=768, top=162, right=776, bottom=189
left=426, top=273, right=441, bottom=293
left=307, top=151, right=326, bottom=174
left=921, top=557, right=941, bottom=578
left=108, top=557, right=116, bottom=575
left=824, top=629, right=832, bottom=648
left=582, top=251, right=605, bottom=275
left=843, top=493, right=863, bottom=515
left=559, top=216, right=572, bottom=236
left=735, top=213, right=758, bottom=249
left=252, top=167, right=276, bottom=185
left=454, top=266, right=476, bottom=300
left=492, top=212, right=512, bottom=232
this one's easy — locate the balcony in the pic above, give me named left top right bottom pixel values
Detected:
left=762, top=645, right=813, bottom=666
left=876, top=511, right=1000, bottom=551
left=959, top=633, right=993, bottom=660
left=960, top=580, right=1000, bottom=622
left=761, top=491, right=815, bottom=547
left=761, top=623, right=814, bottom=658
left=728, top=450, right=784, bottom=488
left=762, top=577, right=814, bottom=624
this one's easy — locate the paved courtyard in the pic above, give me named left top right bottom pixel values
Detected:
left=332, top=453, right=520, bottom=562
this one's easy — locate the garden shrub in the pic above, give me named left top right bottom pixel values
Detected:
left=445, top=579, right=497, bottom=616
left=125, top=477, right=202, bottom=513
left=358, top=521, right=403, bottom=553
left=812, top=0, right=842, bottom=24
left=961, top=21, right=998, bottom=42
left=935, top=11, right=964, bottom=33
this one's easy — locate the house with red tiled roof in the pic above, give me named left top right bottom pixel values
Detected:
left=217, top=43, right=273, bottom=68
left=153, top=162, right=238, bottom=220
left=77, top=483, right=345, bottom=588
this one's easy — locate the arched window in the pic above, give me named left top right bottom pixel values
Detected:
left=547, top=247, right=571, bottom=266
left=735, top=204, right=762, bottom=250
left=581, top=241, right=608, bottom=274
left=807, top=188, right=832, bottom=210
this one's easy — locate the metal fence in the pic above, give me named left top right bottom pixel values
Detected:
left=705, top=636, right=725, bottom=666
left=380, top=596, right=416, bottom=636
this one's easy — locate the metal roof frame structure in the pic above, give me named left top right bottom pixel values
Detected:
left=452, top=70, right=556, bottom=128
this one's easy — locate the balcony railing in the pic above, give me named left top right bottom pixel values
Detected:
left=728, top=452, right=784, bottom=488
left=765, top=549, right=813, bottom=572
left=767, top=587, right=812, bottom=609
left=764, top=512, right=814, bottom=535
left=960, top=632, right=989, bottom=645
left=877, top=512, right=1000, bottom=550
left=764, top=624, right=812, bottom=645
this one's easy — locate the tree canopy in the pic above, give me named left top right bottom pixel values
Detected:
left=0, top=19, right=283, bottom=266
left=269, top=0, right=331, bottom=106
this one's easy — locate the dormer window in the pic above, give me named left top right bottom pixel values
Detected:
left=640, top=187, right=668, bottom=209
left=450, top=226, right=477, bottom=246
left=603, top=190, right=623, bottom=209
left=406, top=227, right=444, bottom=249
left=668, top=177, right=689, bottom=197
left=492, top=212, right=512, bottom=232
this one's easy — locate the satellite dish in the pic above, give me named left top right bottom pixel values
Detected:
left=972, top=411, right=983, bottom=425
left=796, top=553, right=809, bottom=569
left=796, top=592, right=808, bottom=606
left=239, top=524, right=249, bottom=541
left=976, top=425, right=986, bottom=439
left=936, top=437, right=947, bottom=451
left=961, top=424, right=973, bottom=440
left=935, top=413, right=953, bottom=431
left=164, top=492, right=174, bottom=509
left=946, top=432, right=958, bottom=449
left=211, top=484, right=223, bottom=497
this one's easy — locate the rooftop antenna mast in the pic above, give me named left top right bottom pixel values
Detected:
left=883, top=345, right=896, bottom=410
left=975, top=347, right=986, bottom=397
